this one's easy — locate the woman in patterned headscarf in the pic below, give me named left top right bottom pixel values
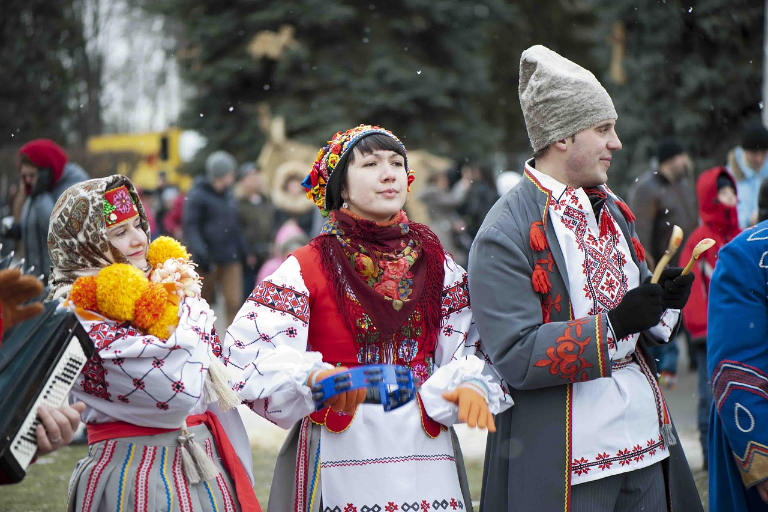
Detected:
left=224, top=125, right=512, bottom=511
left=48, top=175, right=261, bottom=511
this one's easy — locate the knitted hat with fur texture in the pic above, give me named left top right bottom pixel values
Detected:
left=519, top=45, right=617, bottom=153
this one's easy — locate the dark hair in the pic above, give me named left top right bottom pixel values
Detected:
left=18, top=154, right=37, bottom=169
left=325, top=133, right=407, bottom=210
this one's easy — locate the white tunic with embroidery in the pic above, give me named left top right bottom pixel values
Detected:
left=224, top=254, right=511, bottom=510
left=65, top=296, right=253, bottom=480
left=527, top=164, right=679, bottom=485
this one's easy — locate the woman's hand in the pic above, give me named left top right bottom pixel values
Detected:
left=442, top=385, right=496, bottom=432
left=36, top=402, right=85, bottom=456
left=307, top=367, right=366, bottom=416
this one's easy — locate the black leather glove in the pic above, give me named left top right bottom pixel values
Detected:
left=658, top=267, right=695, bottom=309
left=608, top=283, right=664, bottom=340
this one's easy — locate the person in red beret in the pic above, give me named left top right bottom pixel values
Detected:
left=2, top=139, right=88, bottom=283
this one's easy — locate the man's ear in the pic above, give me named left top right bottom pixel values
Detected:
left=552, top=139, right=568, bottom=152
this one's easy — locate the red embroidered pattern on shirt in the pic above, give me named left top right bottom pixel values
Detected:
left=571, top=435, right=666, bottom=476
left=548, top=190, right=571, bottom=212
left=559, top=202, right=628, bottom=313
left=324, top=497, right=465, bottom=511
left=320, top=453, right=456, bottom=468
left=441, top=274, right=470, bottom=317
left=81, top=352, right=112, bottom=401
left=247, top=280, right=310, bottom=324
left=534, top=318, right=594, bottom=382
left=190, top=325, right=223, bottom=357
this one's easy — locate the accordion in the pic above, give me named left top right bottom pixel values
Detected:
left=0, top=300, right=93, bottom=483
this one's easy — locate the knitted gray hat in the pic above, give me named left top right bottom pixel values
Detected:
left=519, top=45, right=617, bottom=153
left=205, top=150, right=237, bottom=180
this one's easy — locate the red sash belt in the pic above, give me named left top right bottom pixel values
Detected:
left=87, top=411, right=261, bottom=511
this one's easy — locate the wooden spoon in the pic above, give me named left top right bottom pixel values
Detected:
left=650, top=225, right=684, bottom=284
left=681, top=238, right=716, bottom=276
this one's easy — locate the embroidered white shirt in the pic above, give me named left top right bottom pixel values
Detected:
left=527, top=163, right=678, bottom=485
left=224, top=254, right=512, bottom=508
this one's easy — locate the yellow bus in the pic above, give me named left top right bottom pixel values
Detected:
left=86, top=127, right=202, bottom=192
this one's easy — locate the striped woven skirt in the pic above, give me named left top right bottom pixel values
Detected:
left=66, top=423, right=242, bottom=512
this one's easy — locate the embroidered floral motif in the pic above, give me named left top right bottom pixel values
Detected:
left=111, top=188, right=132, bottom=214
left=571, top=436, right=666, bottom=476
left=345, top=243, right=418, bottom=302
left=410, top=361, right=431, bottom=385
left=532, top=265, right=552, bottom=294
left=529, top=220, right=549, bottom=251
left=541, top=293, right=562, bottom=324
left=533, top=318, right=594, bottom=382
left=398, top=339, right=418, bottom=363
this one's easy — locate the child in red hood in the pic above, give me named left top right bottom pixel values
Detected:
left=679, top=166, right=741, bottom=470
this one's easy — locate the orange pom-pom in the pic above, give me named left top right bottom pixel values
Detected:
left=70, top=276, right=99, bottom=312
left=146, top=302, right=181, bottom=339
left=532, top=264, right=552, bottom=294
left=530, top=221, right=549, bottom=252
left=632, top=237, right=646, bottom=262
left=133, top=283, right=170, bottom=331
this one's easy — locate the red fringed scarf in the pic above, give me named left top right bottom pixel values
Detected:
left=312, top=209, right=445, bottom=363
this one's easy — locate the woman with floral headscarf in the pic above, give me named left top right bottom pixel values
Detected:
left=48, top=175, right=261, bottom=511
left=224, top=125, right=512, bottom=510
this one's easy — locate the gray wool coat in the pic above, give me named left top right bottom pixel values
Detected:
left=23, top=162, right=88, bottom=282
left=467, top=169, right=703, bottom=512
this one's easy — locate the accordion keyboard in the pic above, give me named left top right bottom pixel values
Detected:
left=9, top=337, right=88, bottom=469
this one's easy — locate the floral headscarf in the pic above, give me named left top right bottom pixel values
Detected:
left=47, top=175, right=151, bottom=300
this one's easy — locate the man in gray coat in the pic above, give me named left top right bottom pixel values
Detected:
left=468, top=45, right=702, bottom=511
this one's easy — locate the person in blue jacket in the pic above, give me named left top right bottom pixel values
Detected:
left=708, top=219, right=768, bottom=510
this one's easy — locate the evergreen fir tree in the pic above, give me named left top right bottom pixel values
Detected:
left=590, top=0, right=764, bottom=194
left=144, top=0, right=512, bottom=165
left=0, top=0, right=84, bottom=145
left=483, top=0, right=597, bottom=168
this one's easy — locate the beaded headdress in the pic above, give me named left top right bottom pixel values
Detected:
left=302, top=125, right=415, bottom=214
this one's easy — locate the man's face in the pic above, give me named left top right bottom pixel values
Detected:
left=242, top=170, right=262, bottom=194
left=665, top=153, right=690, bottom=180
left=20, top=163, right=39, bottom=190
left=744, top=149, right=768, bottom=171
left=563, top=120, right=622, bottom=188
left=213, top=172, right=235, bottom=192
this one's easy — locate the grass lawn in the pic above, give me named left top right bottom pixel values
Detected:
left=1, top=444, right=280, bottom=511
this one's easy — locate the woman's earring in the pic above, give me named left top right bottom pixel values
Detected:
left=342, top=201, right=349, bottom=209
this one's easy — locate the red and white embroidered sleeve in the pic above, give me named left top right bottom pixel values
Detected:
left=223, top=256, right=329, bottom=429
